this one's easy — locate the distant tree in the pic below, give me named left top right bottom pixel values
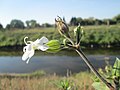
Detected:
left=109, top=19, right=116, bottom=25
left=87, top=17, right=95, bottom=25
left=42, top=23, right=52, bottom=27
left=103, top=19, right=109, bottom=25
left=26, top=20, right=40, bottom=28
left=95, top=19, right=103, bottom=25
left=0, top=23, right=3, bottom=30
left=5, top=24, right=11, bottom=30
left=35, top=23, right=41, bottom=28
left=26, top=20, right=30, bottom=28
left=103, top=19, right=116, bottom=25
left=30, top=20, right=37, bottom=28
left=70, top=17, right=77, bottom=26
left=10, top=19, right=25, bottom=29
left=76, top=17, right=83, bottom=25
left=113, top=14, right=120, bottom=24
left=83, top=19, right=88, bottom=25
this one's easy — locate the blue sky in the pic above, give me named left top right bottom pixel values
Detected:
left=0, top=0, right=120, bottom=27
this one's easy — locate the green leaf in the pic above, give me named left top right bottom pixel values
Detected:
left=46, top=40, right=61, bottom=53
left=112, top=57, right=120, bottom=77
left=92, top=82, right=109, bottom=90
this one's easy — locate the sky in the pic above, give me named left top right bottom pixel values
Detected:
left=0, top=0, right=120, bottom=27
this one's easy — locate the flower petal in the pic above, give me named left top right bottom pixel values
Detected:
left=26, top=50, right=34, bottom=64
left=22, top=44, right=34, bottom=63
left=37, top=45, right=49, bottom=51
left=22, top=49, right=34, bottom=62
left=26, top=58, right=30, bottom=64
left=22, top=51, right=29, bottom=61
left=34, top=36, right=49, bottom=45
left=23, top=44, right=32, bottom=52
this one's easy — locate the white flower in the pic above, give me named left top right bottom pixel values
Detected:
left=22, top=36, right=49, bottom=64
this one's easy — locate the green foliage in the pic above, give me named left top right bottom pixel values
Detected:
left=92, top=82, right=109, bottom=90
left=112, top=58, right=120, bottom=77
left=0, top=28, right=54, bottom=47
left=0, top=25, right=120, bottom=47
left=81, top=25, right=120, bottom=47
left=54, top=79, right=78, bottom=90
left=113, top=14, right=120, bottom=24
left=28, top=70, right=46, bottom=78
left=92, top=58, right=120, bottom=90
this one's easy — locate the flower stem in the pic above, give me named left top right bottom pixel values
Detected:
left=63, top=35, right=74, bottom=45
left=75, top=48, right=115, bottom=90
left=114, top=77, right=119, bottom=90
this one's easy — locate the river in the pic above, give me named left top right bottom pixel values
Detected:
left=0, top=48, right=120, bottom=75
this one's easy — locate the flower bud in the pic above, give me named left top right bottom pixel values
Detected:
left=55, top=16, right=70, bottom=38
left=74, top=24, right=83, bottom=44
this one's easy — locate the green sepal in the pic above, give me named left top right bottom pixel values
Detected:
left=46, top=40, right=61, bottom=53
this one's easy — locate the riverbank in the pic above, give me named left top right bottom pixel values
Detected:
left=0, top=25, right=120, bottom=48
left=0, top=46, right=120, bottom=56
left=0, top=71, right=94, bottom=90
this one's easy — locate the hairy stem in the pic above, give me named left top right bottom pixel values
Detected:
left=75, top=48, right=115, bottom=90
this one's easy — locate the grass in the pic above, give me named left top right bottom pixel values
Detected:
left=0, top=27, right=57, bottom=46
left=0, top=71, right=94, bottom=90
left=0, top=25, right=120, bottom=47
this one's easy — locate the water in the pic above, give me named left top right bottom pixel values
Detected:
left=0, top=48, right=120, bottom=75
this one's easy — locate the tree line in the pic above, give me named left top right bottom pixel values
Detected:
left=0, top=20, right=53, bottom=30
left=70, top=14, right=120, bottom=26
left=0, top=14, right=120, bottom=30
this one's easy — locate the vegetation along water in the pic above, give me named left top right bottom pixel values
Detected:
left=0, top=25, right=120, bottom=48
